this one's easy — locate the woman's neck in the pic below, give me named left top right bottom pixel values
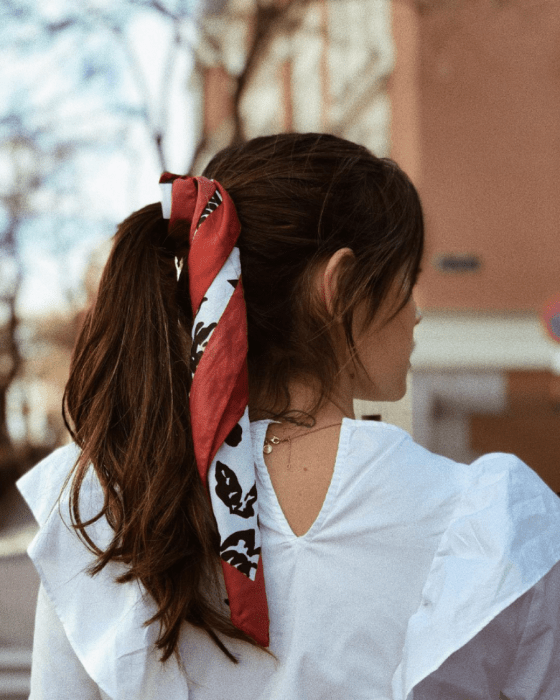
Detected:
left=251, top=377, right=355, bottom=428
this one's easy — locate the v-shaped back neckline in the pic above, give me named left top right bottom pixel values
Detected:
left=251, top=418, right=351, bottom=539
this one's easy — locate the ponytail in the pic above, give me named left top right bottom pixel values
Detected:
left=63, top=203, right=258, bottom=662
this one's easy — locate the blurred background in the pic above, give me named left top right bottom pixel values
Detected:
left=1, top=0, right=560, bottom=696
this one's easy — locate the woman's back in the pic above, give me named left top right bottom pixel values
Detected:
left=20, top=418, right=560, bottom=698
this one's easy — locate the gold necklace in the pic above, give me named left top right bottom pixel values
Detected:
left=263, top=422, right=342, bottom=469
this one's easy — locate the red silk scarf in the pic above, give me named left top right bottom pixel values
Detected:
left=159, top=172, right=269, bottom=647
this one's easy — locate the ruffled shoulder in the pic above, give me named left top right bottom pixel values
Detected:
left=392, top=451, right=560, bottom=700
left=17, top=444, right=190, bottom=700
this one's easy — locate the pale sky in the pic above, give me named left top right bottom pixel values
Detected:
left=10, top=5, right=196, bottom=316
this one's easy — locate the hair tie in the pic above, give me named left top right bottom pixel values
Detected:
left=158, top=172, right=269, bottom=647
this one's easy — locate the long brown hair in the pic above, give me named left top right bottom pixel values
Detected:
left=63, top=133, right=424, bottom=663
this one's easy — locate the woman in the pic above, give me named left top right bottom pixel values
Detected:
left=19, top=133, right=560, bottom=699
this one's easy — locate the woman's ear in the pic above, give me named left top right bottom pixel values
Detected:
left=321, top=247, right=354, bottom=317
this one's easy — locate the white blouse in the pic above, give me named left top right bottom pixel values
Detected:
left=18, top=418, right=560, bottom=700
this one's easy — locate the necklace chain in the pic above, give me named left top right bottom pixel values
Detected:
left=263, top=422, right=342, bottom=468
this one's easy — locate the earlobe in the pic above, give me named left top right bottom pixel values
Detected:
left=322, top=247, right=354, bottom=317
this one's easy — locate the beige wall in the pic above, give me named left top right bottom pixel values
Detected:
left=389, top=0, right=421, bottom=186
left=390, top=1, right=560, bottom=464
left=412, top=0, right=560, bottom=312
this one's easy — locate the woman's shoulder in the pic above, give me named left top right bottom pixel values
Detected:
left=342, top=418, right=560, bottom=558
left=395, top=455, right=560, bottom=700
left=341, top=417, right=467, bottom=501
left=344, top=416, right=556, bottom=492
left=374, top=425, right=560, bottom=699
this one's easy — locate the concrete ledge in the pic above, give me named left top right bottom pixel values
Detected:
left=0, top=525, right=38, bottom=559
left=0, top=648, right=31, bottom=700
left=0, top=648, right=32, bottom=669
left=411, top=311, right=560, bottom=371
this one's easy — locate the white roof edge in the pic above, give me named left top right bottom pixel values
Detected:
left=411, top=311, right=560, bottom=371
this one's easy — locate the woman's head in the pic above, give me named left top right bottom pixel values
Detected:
left=201, top=133, right=424, bottom=418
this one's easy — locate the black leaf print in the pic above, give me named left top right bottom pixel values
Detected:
left=225, top=423, right=243, bottom=447
left=227, top=279, right=238, bottom=288
left=190, top=320, right=217, bottom=373
left=220, top=529, right=260, bottom=577
left=215, top=461, right=257, bottom=518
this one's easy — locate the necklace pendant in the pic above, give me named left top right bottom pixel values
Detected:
left=263, top=435, right=280, bottom=455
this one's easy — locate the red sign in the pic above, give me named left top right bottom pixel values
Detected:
left=542, top=294, right=560, bottom=344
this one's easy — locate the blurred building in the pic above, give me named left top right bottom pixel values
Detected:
left=192, top=0, right=393, bottom=164
left=392, top=0, right=560, bottom=491
left=192, top=0, right=560, bottom=491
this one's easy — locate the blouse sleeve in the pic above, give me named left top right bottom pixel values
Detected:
left=29, top=584, right=104, bottom=700
left=501, top=558, right=560, bottom=699
left=413, top=560, right=560, bottom=700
